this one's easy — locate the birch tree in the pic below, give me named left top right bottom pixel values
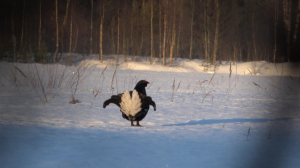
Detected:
left=163, top=0, right=168, bottom=66
left=90, top=0, right=93, bottom=55
left=150, top=0, right=154, bottom=64
left=117, top=3, right=120, bottom=65
left=53, top=0, right=59, bottom=63
left=99, top=2, right=104, bottom=63
left=189, top=0, right=194, bottom=60
left=69, top=1, right=73, bottom=63
left=20, top=0, right=25, bottom=47
left=38, top=0, right=41, bottom=55
left=169, top=0, right=176, bottom=67
left=176, top=0, right=183, bottom=60
left=212, top=0, right=219, bottom=67
left=159, top=1, right=162, bottom=61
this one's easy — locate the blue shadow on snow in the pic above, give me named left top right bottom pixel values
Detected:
left=163, top=118, right=291, bottom=126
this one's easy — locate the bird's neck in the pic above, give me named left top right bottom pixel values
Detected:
left=134, top=86, right=147, bottom=95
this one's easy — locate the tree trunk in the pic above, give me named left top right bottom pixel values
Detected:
left=11, top=5, right=16, bottom=62
left=111, top=18, right=116, bottom=55
left=212, top=0, right=219, bottom=68
left=20, top=0, right=25, bottom=47
left=69, top=1, right=73, bottom=64
left=204, top=0, right=211, bottom=65
left=189, top=0, right=194, bottom=60
left=159, top=1, right=162, bottom=61
left=90, top=0, right=93, bottom=55
left=53, top=0, right=59, bottom=63
left=252, top=12, right=257, bottom=61
left=176, top=0, right=183, bottom=60
left=273, top=0, right=278, bottom=63
left=137, top=0, right=145, bottom=61
left=123, top=19, right=127, bottom=61
left=289, top=0, right=300, bottom=60
left=163, top=0, right=168, bottom=66
left=38, top=0, right=41, bottom=54
left=169, top=0, right=176, bottom=67
left=150, top=0, right=154, bottom=64
left=61, top=0, right=70, bottom=55
left=99, top=3, right=104, bottom=63
left=233, top=40, right=236, bottom=65
left=130, top=3, right=134, bottom=59
left=117, top=5, right=120, bottom=65
left=73, top=25, right=78, bottom=53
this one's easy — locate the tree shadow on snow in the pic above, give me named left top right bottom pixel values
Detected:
left=163, top=118, right=291, bottom=126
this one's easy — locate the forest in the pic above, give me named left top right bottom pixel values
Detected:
left=1, top=0, right=300, bottom=66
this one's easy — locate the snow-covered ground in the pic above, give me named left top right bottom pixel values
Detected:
left=1, top=56, right=300, bottom=168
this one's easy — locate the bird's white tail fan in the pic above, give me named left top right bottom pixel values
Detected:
left=120, top=90, right=142, bottom=117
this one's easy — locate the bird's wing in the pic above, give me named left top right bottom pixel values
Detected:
left=139, top=93, right=156, bottom=111
left=103, top=93, right=123, bottom=108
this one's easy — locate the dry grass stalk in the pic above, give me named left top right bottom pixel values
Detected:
left=269, top=84, right=284, bottom=94
left=202, top=90, right=215, bottom=103
left=175, top=81, right=181, bottom=93
left=110, top=66, right=117, bottom=95
left=208, top=72, right=216, bottom=86
left=34, top=63, right=48, bottom=102
left=229, top=62, right=232, bottom=78
left=66, top=61, right=96, bottom=103
left=268, top=127, right=273, bottom=139
left=247, top=68, right=253, bottom=75
left=157, top=80, right=168, bottom=92
left=148, top=79, right=155, bottom=89
left=171, top=78, right=175, bottom=102
left=244, top=127, right=251, bottom=140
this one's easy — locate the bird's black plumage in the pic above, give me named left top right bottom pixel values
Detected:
left=103, top=80, right=156, bottom=126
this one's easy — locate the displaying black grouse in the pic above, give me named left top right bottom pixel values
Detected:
left=103, top=80, right=156, bottom=126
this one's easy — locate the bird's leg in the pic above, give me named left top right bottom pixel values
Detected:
left=131, top=121, right=135, bottom=126
left=136, top=121, right=142, bottom=127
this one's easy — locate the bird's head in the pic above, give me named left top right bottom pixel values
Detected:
left=136, top=80, right=149, bottom=87
left=134, top=80, right=149, bottom=94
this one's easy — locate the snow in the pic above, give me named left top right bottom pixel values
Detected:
left=1, top=56, right=300, bottom=168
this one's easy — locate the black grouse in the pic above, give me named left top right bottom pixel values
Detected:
left=103, top=80, right=156, bottom=126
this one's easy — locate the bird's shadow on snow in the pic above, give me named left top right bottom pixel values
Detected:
left=163, top=118, right=291, bottom=126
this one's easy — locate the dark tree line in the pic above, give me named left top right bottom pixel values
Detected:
left=0, top=0, right=300, bottom=65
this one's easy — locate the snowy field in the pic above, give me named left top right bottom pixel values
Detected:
left=1, top=56, right=300, bottom=168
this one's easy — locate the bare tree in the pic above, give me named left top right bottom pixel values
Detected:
left=20, top=0, right=25, bottom=47
left=61, top=0, right=70, bottom=54
left=212, top=0, right=219, bottom=67
left=99, top=2, right=105, bottom=63
left=11, top=4, right=16, bottom=61
left=176, top=0, right=183, bottom=60
left=150, top=0, right=154, bottom=64
left=159, top=1, right=162, bottom=61
left=117, top=3, right=120, bottom=65
left=169, top=0, right=176, bottom=67
left=189, top=0, right=194, bottom=60
left=252, top=12, right=257, bottom=61
left=163, top=0, right=168, bottom=66
left=53, top=0, right=59, bottom=63
left=90, top=0, right=93, bottom=55
left=137, top=0, right=146, bottom=62
left=69, top=1, right=73, bottom=63
left=273, top=0, right=278, bottom=63
left=122, top=5, right=128, bottom=62
left=204, top=0, right=211, bottom=65
left=38, top=0, right=41, bottom=54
